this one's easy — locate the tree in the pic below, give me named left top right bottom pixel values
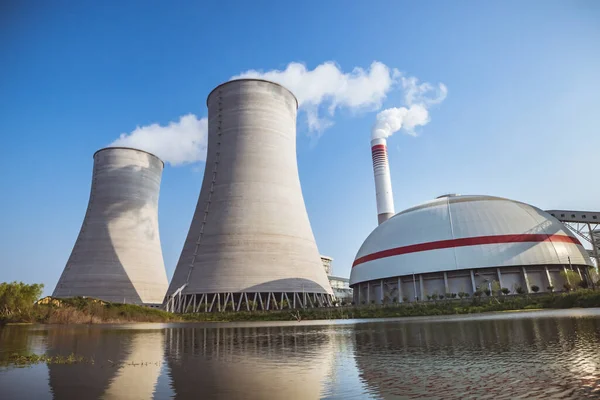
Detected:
left=515, top=286, right=525, bottom=295
left=484, top=289, right=491, bottom=296
left=473, top=291, right=483, bottom=298
left=531, top=285, right=539, bottom=293
left=501, top=288, right=510, bottom=295
left=490, top=280, right=501, bottom=294
left=0, top=282, right=44, bottom=317
left=560, top=270, right=581, bottom=290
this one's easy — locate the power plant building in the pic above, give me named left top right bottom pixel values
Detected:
left=53, top=147, right=169, bottom=305
left=165, top=79, right=334, bottom=312
left=350, top=194, right=595, bottom=304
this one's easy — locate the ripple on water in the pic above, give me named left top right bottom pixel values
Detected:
left=0, top=309, right=599, bottom=399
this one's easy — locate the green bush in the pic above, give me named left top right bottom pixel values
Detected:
left=531, top=285, right=540, bottom=293
left=0, top=282, right=44, bottom=319
left=501, top=288, right=510, bottom=295
left=560, top=270, right=581, bottom=289
left=515, top=286, right=525, bottom=294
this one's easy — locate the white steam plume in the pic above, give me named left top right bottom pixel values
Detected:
left=109, top=62, right=446, bottom=167
left=110, top=114, right=208, bottom=166
left=371, top=77, right=447, bottom=139
left=232, top=61, right=399, bottom=134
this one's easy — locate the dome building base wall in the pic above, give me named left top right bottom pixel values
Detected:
left=352, top=264, right=593, bottom=305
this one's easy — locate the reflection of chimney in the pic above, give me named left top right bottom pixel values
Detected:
left=371, top=138, right=395, bottom=225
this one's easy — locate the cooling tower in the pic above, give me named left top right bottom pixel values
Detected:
left=371, top=138, right=395, bottom=224
left=165, top=79, right=333, bottom=312
left=53, top=147, right=168, bottom=305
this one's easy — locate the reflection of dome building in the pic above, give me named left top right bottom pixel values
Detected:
left=351, top=195, right=594, bottom=304
left=352, top=315, right=597, bottom=399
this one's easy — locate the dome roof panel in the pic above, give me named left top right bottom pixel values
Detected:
left=351, top=195, right=594, bottom=285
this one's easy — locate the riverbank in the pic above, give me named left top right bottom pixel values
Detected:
left=1, top=297, right=180, bottom=325
left=181, top=289, right=600, bottom=322
left=2, top=289, right=600, bottom=325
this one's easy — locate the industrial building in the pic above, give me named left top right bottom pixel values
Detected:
left=53, top=147, right=169, bottom=305
left=321, top=256, right=353, bottom=303
left=350, top=139, right=595, bottom=304
left=165, top=79, right=334, bottom=312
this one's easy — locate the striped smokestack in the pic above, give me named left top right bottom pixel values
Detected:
left=371, top=138, right=395, bottom=225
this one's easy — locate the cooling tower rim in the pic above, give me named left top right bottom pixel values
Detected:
left=206, top=79, right=299, bottom=109
left=94, top=147, right=165, bottom=167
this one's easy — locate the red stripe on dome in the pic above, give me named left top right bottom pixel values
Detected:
left=352, top=234, right=582, bottom=268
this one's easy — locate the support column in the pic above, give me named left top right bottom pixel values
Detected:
left=367, top=281, right=371, bottom=304
left=412, top=274, right=418, bottom=301
left=589, top=223, right=599, bottom=267
left=419, top=275, right=425, bottom=301
left=496, top=268, right=504, bottom=290
left=380, top=279, right=384, bottom=304
left=563, top=266, right=571, bottom=286
left=443, top=272, right=449, bottom=294
left=357, top=283, right=361, bottom=305
left=397, top=277, right=403, bottom=303
left=522, top=267, right=531, bottom=293
left=470, top=270, right=477, bottom=293
left=544, top=266, right=553, bottom=290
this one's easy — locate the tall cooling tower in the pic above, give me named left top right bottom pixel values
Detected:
left=165, top=79, right=334, bottom=313
left=53, top=147, right=169, bottom=305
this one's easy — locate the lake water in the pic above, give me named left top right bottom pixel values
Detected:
left=1, top=309, right=600, bottom=399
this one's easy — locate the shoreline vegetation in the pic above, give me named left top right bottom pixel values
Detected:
left=2, top=282, right=600, bottom=325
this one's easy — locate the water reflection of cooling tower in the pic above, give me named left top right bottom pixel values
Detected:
left=46, top=328, right=164, bottom=400
left=165, top=325, right=335, bottom=399
left=352, top=316, right=600, bottom=399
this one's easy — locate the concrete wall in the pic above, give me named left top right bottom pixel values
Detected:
left=167, top=79, right=333, bottom=298
left=353, top=264, right=592, bottom=304
left=53, top=148, right=168, bottom=304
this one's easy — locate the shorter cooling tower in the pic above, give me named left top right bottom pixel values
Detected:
left=53, top=147, right=169, bottom=305
left=165, top=79, right=334, bottom=312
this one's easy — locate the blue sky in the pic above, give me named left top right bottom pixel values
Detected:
left=1, top=1, right=599, bottom=296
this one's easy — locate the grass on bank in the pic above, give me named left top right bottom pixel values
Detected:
left=3, top=282, right=600, bottom=325
left=0, top=282, right=180, bottom=324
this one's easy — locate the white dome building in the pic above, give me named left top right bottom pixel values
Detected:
left=350, top=195, right=594, bottom=304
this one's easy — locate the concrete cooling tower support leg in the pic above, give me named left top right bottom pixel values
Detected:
left=164, top=79, right=334, bottom=312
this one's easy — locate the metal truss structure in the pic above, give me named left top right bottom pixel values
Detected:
left=546, top=209, right=600, bottom=267
left=165, top=288, right=334, bottom=313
